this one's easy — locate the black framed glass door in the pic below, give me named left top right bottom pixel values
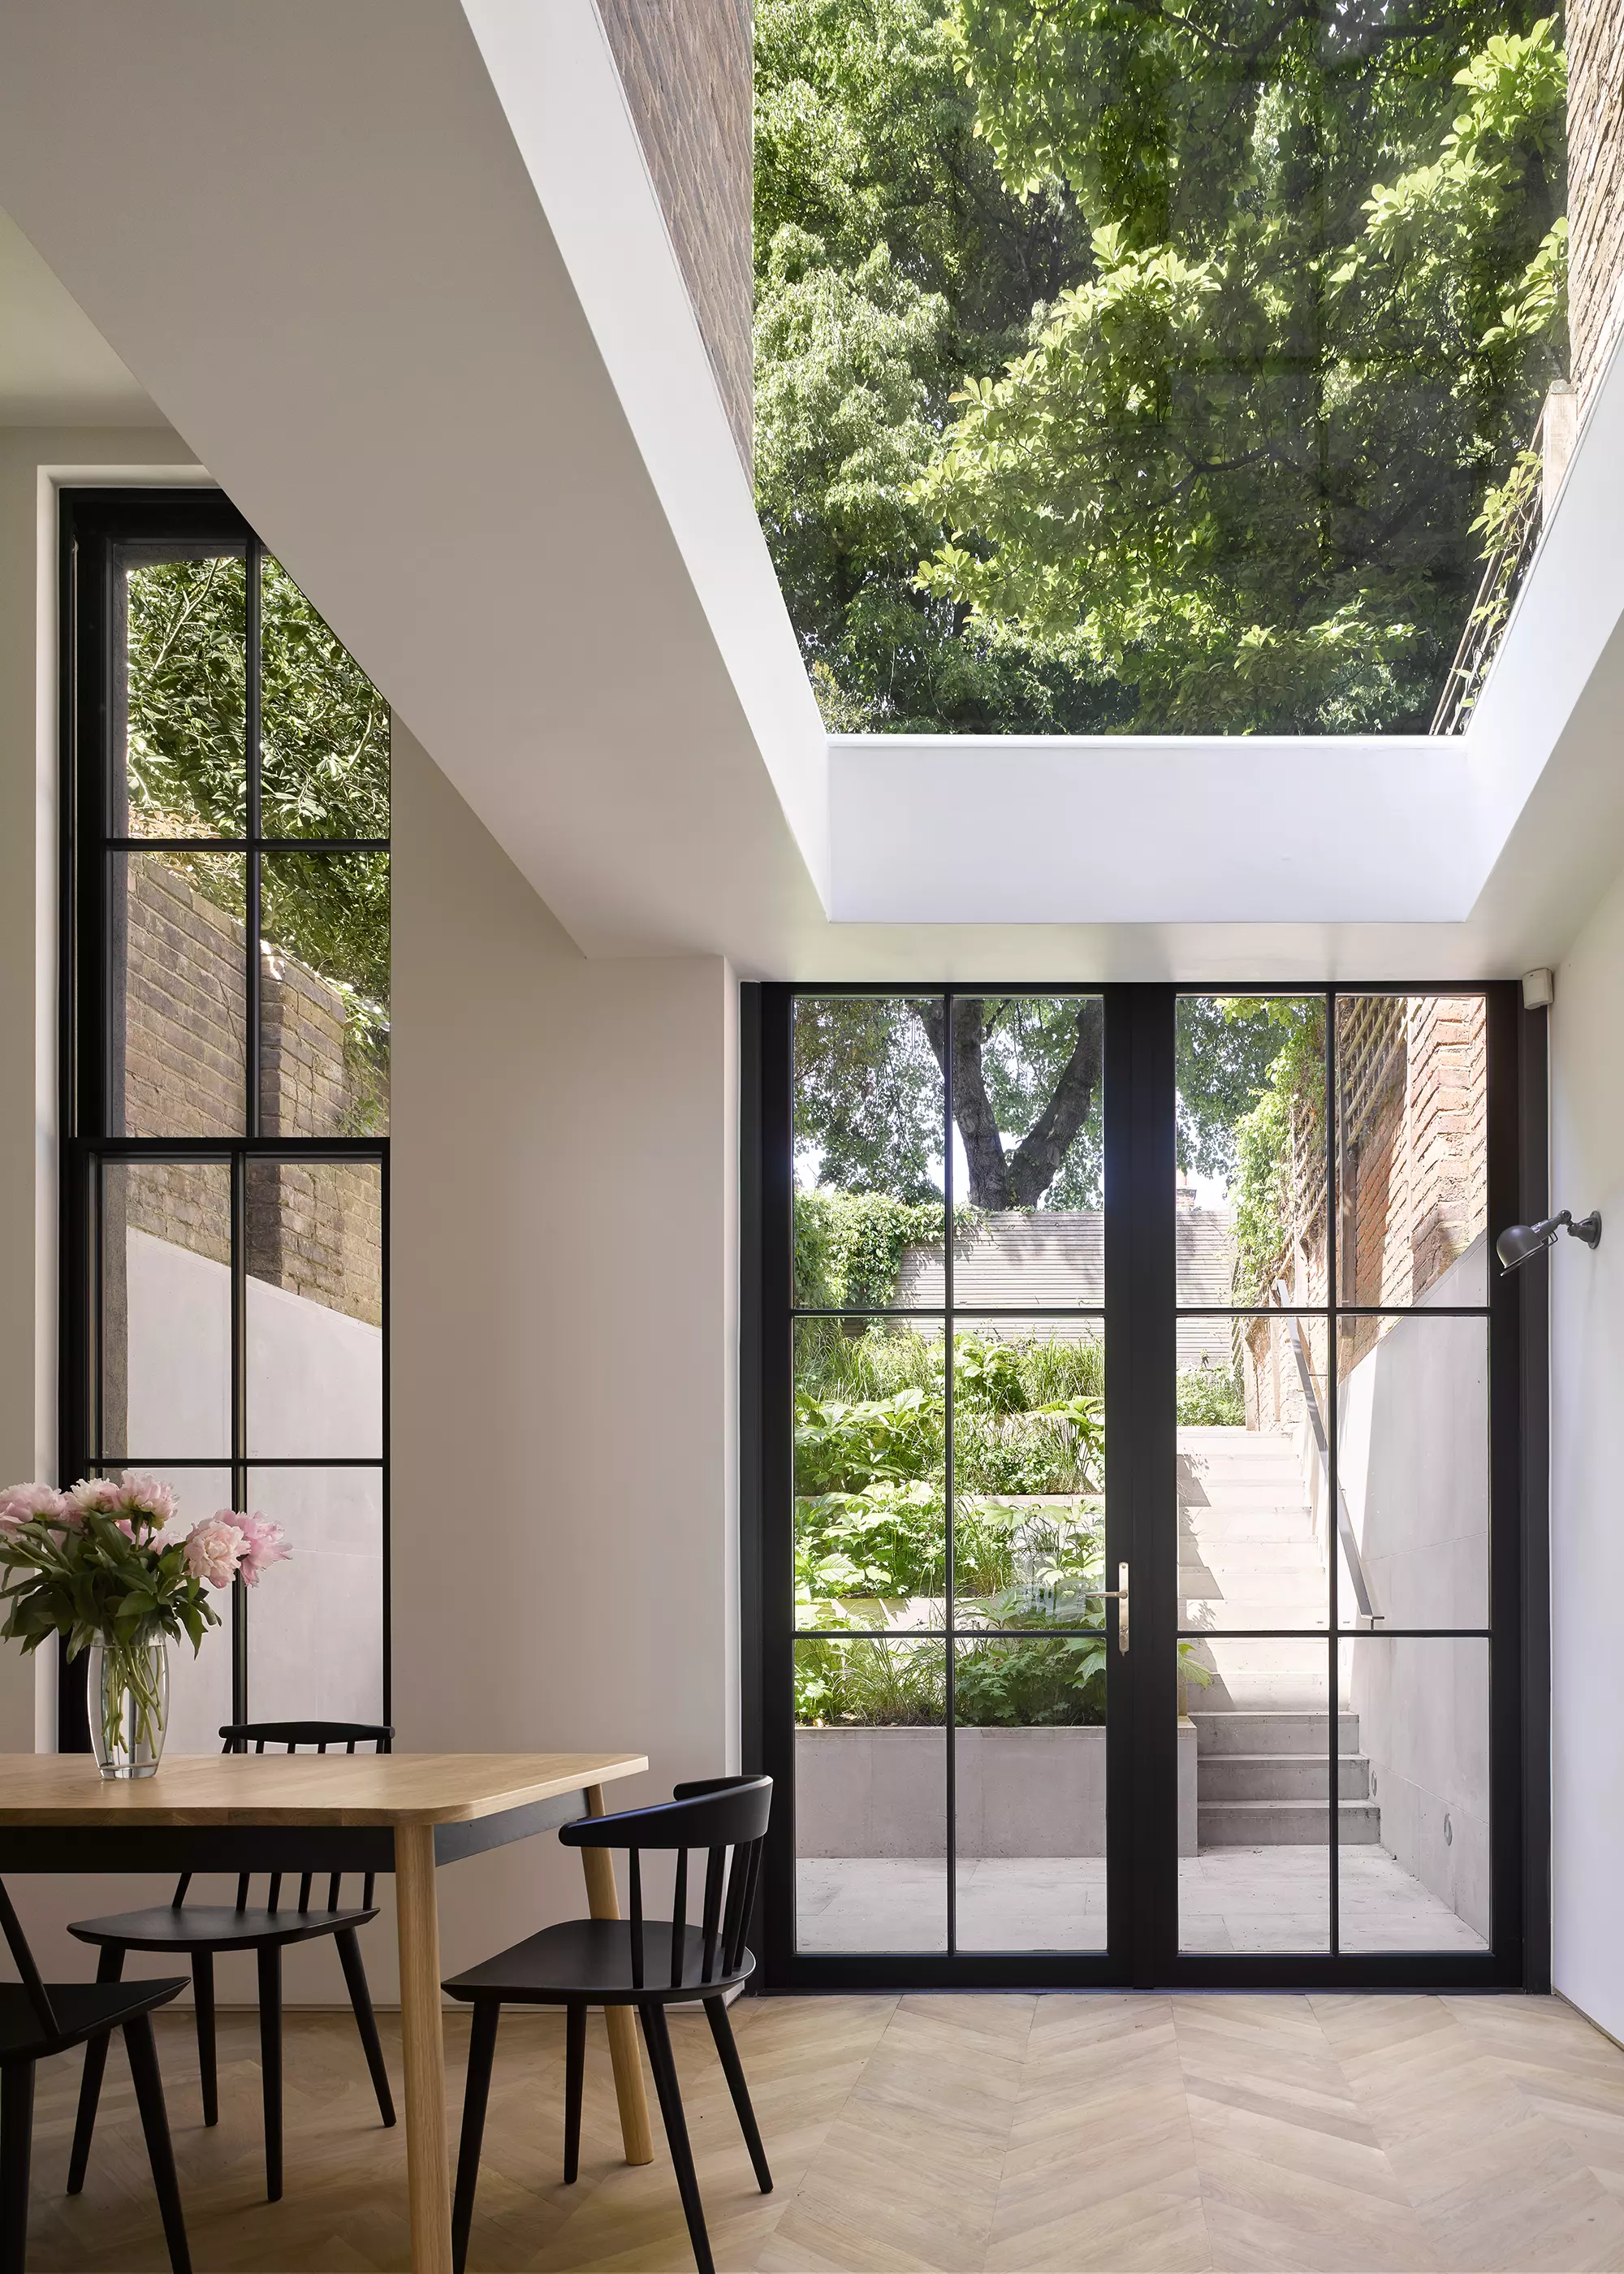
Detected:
left=748, top=982, right=1541, bottom=1991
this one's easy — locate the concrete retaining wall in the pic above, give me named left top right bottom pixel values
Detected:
left=797, top=1722, right=1198, bottom=1857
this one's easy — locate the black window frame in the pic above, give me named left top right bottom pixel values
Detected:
left=57, top=488, right=390, bottom=1749
left=743, top=979, right=1548, bottom=1992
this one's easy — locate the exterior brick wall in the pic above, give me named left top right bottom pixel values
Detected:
left=1242, top=996, right=1488, bottom=1428
left=596, top=0, right=754, bottom=470
left=1570, top=0, right=1624, bottom=413
left=117, top=857, right=382, bottom=1327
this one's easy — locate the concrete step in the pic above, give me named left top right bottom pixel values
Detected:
left=1180, top=1547, right=1325, bottom=1576
left=1193, top=1711, right=1360, bottom=1756
left=1185, top=1518, right=1313, bottom=1538
left=1198, top=1753, right=1371, bottom=1802
left=1199, top=1798, right=1381, bottom=1844
left=1181, top=1481, right=1318, bottom=1508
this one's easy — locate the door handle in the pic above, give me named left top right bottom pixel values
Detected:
left=1098, top=1561, right=1129, bottom=1654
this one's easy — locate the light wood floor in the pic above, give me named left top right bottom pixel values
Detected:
left=24, top=1991, right=1624, bottom=2272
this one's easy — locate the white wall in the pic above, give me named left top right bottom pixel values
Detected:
left=0, top=427, right=201, bottom=1761
left=1552, top=860, right=1624, bottom=2038
left=0, top=441, right=741, bottom=2003
left=124, top=1230, right=386, bottom=1750
left=385, top=724, right=738, bottom=1999
left=1336, top=1242, right=1492, bottom=1939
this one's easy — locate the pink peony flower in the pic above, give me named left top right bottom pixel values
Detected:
left=111, top=1472, right=178, bottom=1533
left=67, top=1477, right=123, bottom=1524
left=234, top=1511, right=292, bottom=1588
left=184, top=1515, right=245, bottom=1590
left=0, top=1481, right=67, bottom=1530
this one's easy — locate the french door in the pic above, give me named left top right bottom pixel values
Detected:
left=745, top=984, right=1546, bottom=1990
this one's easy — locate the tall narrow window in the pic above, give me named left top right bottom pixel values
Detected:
left=61, top=492, right=389, bottom=1748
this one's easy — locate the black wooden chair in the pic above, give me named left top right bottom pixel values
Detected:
left=443, top=1773, right=772, bottom=2274
left=0, top=1874, right=190, bottom=2273
left=66, top=1721, right=397, bottom=2205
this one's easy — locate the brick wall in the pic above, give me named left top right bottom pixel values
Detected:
left=595, top=0, right=754, bottom=470
left=117, top=857, right=383, bottom=1327
left=1570, top=0, right=1624, bottom=413
left=1241, top=996, right=1488, bottom=1427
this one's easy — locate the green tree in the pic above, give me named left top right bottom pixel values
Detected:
left=913, top=9, right=1567, bottom=729
left=126, top=556, right=389, bottom=1018
left=754, top=0, right=1133, bottom=732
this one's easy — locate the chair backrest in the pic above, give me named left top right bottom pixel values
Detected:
left=167, top=1720, right=396, bottom=1918
left=559, top=1774, right=771, bottom=1993
left=0, top=1875, right=58, bottom=2038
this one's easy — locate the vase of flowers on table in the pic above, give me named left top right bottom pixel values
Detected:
left=0, top=1476, right=290, bottom=1779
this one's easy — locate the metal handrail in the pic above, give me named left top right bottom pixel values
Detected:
left=1271, top=1281, right=1376, bottom=1623
left=1432, top=380, right=1577, bottom=736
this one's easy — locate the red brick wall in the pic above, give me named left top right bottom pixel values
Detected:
left=118, top=857, right=382, bottom=1326
left=596, top=0, right=754, bottom=470
left=1570, top=0, right=1624, bottom=413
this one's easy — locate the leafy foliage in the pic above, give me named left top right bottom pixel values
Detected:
left=124, top=557, right=390, bottom=1071
left=758, top=0, right=1568, bottom=732
left=755, top=0, right=1133, bottom=733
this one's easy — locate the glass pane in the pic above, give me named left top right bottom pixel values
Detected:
left=1336, top=1315, right=1488, bottom=1630
left=246, top=1161, right=383, bottom=1459
left=952, top=1318, right=1104, bottom=1628
left=121, top=551, right=247, bottom=840
left=1180, top=1637, right=1330, bottom=1952
left=260, top=852, right=390, bottom=1136
left=106, top=1463, right=236, bottom=1754
left=954, top=1638, right=1107, bottom=1952
left=1337, top=995, right=1488, bottom=1308
left=1180, top=1317, right=1329, bottom=1635
left=259, top=556, right=390, bottom=841
left=114, top=850, right=247, bottom=1136
left=795, top=1636, right=946, bottom=1952
left=793, top=1319, right=944, bottom=1630
left=792, top=996, right=944, bottom=1309
left=101, top=1161, right=231, bottom=1459
left=1337, top=1636, right=1490, bottom=1953
left=245, top=1468, right=384, bottom=1725
left=1175, top=996, right=1327, bottom=1307
left=948, top=996, right=1104, bottom=1307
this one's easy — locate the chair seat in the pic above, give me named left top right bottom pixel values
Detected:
left=0, top=1978, right=186, bottom=2063
left=69, top=1904, right=378, bottom=1954
left=444, top=1917, right=756, bottom=2005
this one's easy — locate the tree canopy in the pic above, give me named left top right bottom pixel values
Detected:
left=755, top=0, right=1568, bottom=733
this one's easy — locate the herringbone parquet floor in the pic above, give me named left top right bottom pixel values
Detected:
left=23, top=1991, right=1624, bottom=2272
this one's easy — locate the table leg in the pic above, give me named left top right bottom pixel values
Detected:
left=395, top=1822, right=454, bottom=2273
left=584, top=1782, right=654, bottom=2165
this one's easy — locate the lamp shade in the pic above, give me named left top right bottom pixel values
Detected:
left=1496, top=1221, right=1554, bottom=1271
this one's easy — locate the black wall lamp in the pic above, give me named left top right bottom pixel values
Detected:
left=1496, top=1210, right=1603, bottom=1273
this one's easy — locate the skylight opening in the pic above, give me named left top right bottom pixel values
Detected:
left=754, top=1, right=1570, bottom=737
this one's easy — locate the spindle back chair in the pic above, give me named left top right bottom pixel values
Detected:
left=443, top=1774, right=773, bottom=2274
left=0, top=1875, right=191, bottom=2272
left=67, top=1721, right=397, bottom=2204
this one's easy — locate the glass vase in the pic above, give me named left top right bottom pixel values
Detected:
left=87, top=1636, right=170, bottom=1779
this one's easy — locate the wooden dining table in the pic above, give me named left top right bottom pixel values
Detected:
left=0, top=1748, right=651, bottom=2273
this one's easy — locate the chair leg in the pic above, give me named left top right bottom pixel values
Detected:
left=67, top=1943, right=124, bottom=2194
left=704, top=1996, right=772, bottom=2193
left=123, top=2012, right=192, bottom=2274
left=564, top=2004, right=586, bottom=2185
left=638, top=2003, right=713, bottom=2274
left=257, top=1943, right=283, bottom=2203
left=192, top=1951, right=218, bottom=2126
left=335, top=1926, right=396, bottom=2127
left=0, top=2061, right=34, bottom=2274
left=451, top=2001, right=500, bottom=2274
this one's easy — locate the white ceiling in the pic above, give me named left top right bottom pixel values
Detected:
left=0, top=209, right=160, bottom=426
left=0, top=0, right=1618, bottom=984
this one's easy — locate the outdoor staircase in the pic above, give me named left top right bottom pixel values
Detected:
left=1190, top=1709, right=1380, bottom=1845
left=1178, top=1426, right=1381, bottom=1848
